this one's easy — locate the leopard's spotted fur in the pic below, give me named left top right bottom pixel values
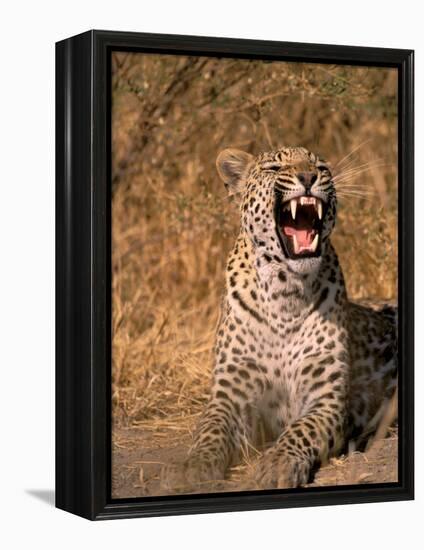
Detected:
left=162, top=146, right=397, bottom=491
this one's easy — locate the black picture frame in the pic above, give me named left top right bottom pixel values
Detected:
left=55, top=29, right=414, bottom=521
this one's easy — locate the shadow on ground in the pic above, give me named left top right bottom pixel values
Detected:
left=26, top=489, right=55, bottom=507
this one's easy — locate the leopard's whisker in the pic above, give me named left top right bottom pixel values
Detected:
left=333, top=161, right=387, bottom=180
left=338, top=195, right=374, bottom=203
left=335, top=179, right=377, bottom=189
left=335, top=183, right=376, bottom=192
left=336, top=186, right=376, bottom=195
left=335, top=182, right=375, bottom=189
left=337, top=193, right=376, bottom=199
left=333, top=172, right=385, bottom=186
left=336, top=185, right=376, bottom=192
left=336, top=190, right=375, bottom=200
left=335, top=184, right=378, bottom=194
left=334, top=140, right=373, bottom=168
left=335, top=158, right=387, bottom=170
left=337, top=194, right=375, bottom=203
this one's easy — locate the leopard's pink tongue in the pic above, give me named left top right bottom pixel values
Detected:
left=283, top=226, right=315, bottom=247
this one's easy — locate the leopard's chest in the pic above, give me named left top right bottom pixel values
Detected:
left=248, top=305, right=343, bottom=408
left=254, top=306, right=337, bottom=368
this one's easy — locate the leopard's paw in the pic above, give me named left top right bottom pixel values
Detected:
left=255, top=448, right=310, bottom=489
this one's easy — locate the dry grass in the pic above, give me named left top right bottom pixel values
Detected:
left=111, top=53, right=398, bottom=453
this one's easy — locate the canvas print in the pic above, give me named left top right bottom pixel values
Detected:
left=111, top=52, right=398, bottom=498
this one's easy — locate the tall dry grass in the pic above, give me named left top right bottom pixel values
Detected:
left=111, top=53, right=397, bottom=432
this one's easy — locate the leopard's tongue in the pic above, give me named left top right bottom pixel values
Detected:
left=283, top=226, right=315, bottom=247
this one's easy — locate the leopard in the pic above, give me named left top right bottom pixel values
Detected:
left=161, top=146, right=397, bottom=492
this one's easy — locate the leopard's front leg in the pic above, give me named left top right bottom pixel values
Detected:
left=161, top=362, right=261, bottom=492
left=256, top=353, right=348, bottom=489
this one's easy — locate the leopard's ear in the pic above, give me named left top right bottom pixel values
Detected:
left=216, top=149, right=254, bottom=197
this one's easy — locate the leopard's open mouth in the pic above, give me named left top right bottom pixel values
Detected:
left=275, top=196, right=325, bottom=260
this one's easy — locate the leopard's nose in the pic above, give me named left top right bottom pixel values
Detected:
left=297, top=172, right=318, bottom=192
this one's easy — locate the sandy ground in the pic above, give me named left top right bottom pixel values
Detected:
left=111, top=425, right=398, bottom=499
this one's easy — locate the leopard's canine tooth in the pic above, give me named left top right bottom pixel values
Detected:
left=310, top=233, right=319, bottom=252
left=317, top=201, right=323, bottom=220
left=290, top=199, right=297, bottom=220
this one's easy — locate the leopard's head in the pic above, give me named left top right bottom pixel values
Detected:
left=216, top=147, right=337, bottom=274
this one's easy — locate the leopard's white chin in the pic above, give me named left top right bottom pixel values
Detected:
left=286, top=255, right=322, bottom=275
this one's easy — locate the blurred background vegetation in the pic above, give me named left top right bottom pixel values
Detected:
left=111, top=52, right=397, bottom=428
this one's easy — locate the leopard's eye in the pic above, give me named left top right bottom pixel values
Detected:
left=317, top=165, right=329, bottom=172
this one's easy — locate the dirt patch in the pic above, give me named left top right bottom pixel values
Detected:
left=111, top=425, right=398, bottom=499
left=308, top=434, right=398, bottom=488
